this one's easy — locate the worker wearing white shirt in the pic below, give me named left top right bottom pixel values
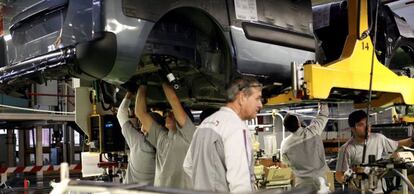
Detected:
left=183, top=76, right=263, bottom=192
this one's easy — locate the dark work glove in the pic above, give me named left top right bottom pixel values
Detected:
left=157, top=69, right=168, bottom=83
left=138, top=74, right=148, bottom=86
left=122, top=80, right=138, bottom=94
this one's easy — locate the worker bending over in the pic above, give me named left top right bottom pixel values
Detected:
left=116, top=84, right=157, bottom=184
left=183, top=76, right=263, bottom=193
left=335, top=110, right=414, bottom=192
left=135, top=82, right=195, bottom=189
left=280, top=103, right=330, bottom=193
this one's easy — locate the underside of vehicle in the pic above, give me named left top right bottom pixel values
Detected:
left=134, top=8, right=232, bottom=108
left=0, top=0, right=413, bottom=108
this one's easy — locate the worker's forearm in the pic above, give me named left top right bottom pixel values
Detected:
left=162, top=83, right=180, bottom=105
left=135, top=86, right=147, bottom=117
left=117, top=97, right=131, bottom=126
left=134, top=85, right=155, bottom=133
left=119, top=96, right=131, bottom=111
left=162, top=83, right=186, bottom=126
left=125, top=92, right=133, bottom=99
left=398, top=137, right=414, bottom=147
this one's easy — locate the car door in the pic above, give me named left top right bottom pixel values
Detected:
left=226, top=0, right=315, bottom=86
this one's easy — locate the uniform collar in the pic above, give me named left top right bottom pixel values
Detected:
left=220, top=107, right=240, bottom=117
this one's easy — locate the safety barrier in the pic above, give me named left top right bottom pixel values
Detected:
left=0, top=164, right=81, bottom=183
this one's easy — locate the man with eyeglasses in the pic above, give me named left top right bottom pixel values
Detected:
left=183, top=76, right=263, bottom=192
left=135, top=81, right=195, bottom=189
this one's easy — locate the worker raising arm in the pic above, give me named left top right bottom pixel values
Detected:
left=135, top=81, right=196, bottom=189
left=280, top=103, right=330, bottom=193
left=116, top=82, right=155, bottom=185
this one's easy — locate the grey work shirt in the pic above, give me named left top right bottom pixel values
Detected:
left=117, top=98, right=156, bottom=185
left=122, top=122, right=156, bottom=184
left=280, top=113, right=329, bottom=184
left=183, top=107, right=255, bottom=193
left=336, top=133, right=398, bottom=193
left=146, top=116, right=195, bottom=189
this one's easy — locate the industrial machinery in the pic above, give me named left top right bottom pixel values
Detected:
left=265, top=0, right=414, bottom=193
left=343, top=149, right=414, bottom=193
left=268, top=0, right=414, bottom=108
left=1, top=0, right=414, bottom=191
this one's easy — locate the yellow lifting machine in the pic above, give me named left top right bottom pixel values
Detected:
left=267, top=0, right=414, bottom=108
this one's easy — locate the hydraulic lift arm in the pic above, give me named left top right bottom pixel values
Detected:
left=267, top=0, right=414, bottom=108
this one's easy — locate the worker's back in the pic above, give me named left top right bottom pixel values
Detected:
left=281, top=130, right=328, bottom=178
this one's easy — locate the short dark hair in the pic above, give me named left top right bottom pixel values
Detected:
left=164, top=105, right=195, bottom=123
left=226, top=76, right=262, bottom=102
left=348, top=110, right=367, bottom=128
left=283, top=114, right=300, bottom=133
left=149, top=112, right=165, bottom=126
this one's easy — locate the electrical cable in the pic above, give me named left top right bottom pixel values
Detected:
left=391, top=169, right=414, bottom=193
left=362, top=0, right=381, bottom=164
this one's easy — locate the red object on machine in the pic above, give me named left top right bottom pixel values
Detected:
left=23, top=178, right=30, bottom=189
left=97, top=161, right=127, bottom=169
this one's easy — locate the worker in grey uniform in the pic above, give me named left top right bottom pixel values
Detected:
left=183, top=76, right=263, bottom=193
left=117, top=89, right=158, bottom=185
left=135, top=82, right=195, bottom=189
left=335, top=110, right=414, bottom=192
left=280, top=103, right=329, bottom=192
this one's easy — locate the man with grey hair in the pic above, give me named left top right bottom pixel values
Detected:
left=183, top=76, right=263, bottom=192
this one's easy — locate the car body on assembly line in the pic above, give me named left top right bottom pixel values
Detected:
left=0, top=0, right=413, bottom=107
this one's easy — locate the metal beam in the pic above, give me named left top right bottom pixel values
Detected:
left=0, top=113, right=74, bottom=121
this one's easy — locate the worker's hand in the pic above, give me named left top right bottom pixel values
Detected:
left=157, top=69, right=168, bottom=83
left=343, top=169, right=354, bottom=182
left=138, top=75, right=148, bottom=86
left=319, top=103, right=329, bottom=116
left=122, top=80, right=138, bottom=94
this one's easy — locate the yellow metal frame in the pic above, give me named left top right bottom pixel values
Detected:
left=267, top=0, right=414, bottom=107
left=401, top=116, right=414, bottom=123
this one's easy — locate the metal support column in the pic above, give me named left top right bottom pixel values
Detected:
left=7, top=129, right=15, bottom=167
left=35, top=126, right=43, bottom=185
left=62, top=124, right=68, bottom=163
left=18, top=130, right=25, bottom=166
left=68, top=125, right=74, bottom=164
